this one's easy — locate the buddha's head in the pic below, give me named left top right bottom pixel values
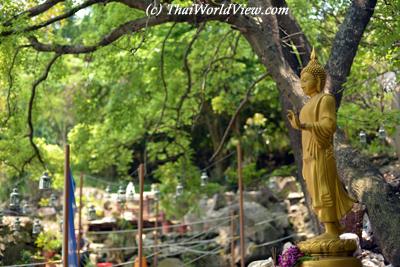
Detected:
left=300, top=48, right=326, bottom=96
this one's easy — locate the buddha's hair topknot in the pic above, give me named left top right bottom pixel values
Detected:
left=301, top=48, right=326, bottom=91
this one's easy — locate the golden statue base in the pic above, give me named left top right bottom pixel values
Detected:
left=301, top=257, right=362, bottom=267
left=298, top=238, right=362, bottom=267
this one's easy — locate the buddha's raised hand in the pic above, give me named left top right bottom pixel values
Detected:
left=287, top=110, right=301, bottom=129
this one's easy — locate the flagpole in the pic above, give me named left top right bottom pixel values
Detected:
left=63, top=144, right=70, bottom=267
left=138, top=163, right=145, bottom=267
left=77, top=172, right=84, bottom=267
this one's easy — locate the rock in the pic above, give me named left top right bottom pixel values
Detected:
left=248, top=257, right=274, bottom=267
left=158, top=258, right=184, bottom=267
left=243, top=189, right=280, bottom=208
left=340, top=233, right=361, bottom=256
left=360, top=250, right=390, bottom=267
left=212, top=193, right=227, bottom=210
left=282, top=242, right=294, bottom=254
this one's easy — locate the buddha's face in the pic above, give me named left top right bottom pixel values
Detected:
left=300, top=72, right=318, bottom=96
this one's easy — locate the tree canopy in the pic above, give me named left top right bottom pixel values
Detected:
left=0, top=0, right=399, bottom=261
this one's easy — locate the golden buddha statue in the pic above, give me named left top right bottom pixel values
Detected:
left=287, top=49, right=361, bottom=267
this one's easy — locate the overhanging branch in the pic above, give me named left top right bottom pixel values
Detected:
left=28, top=53, right=61, bottom=168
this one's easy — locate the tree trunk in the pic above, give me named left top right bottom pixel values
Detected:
left=236, top=1, right=400, bottom=263
left=203, top=101, right=226, bottom=180
left=334, top=130, right=400, bottom=266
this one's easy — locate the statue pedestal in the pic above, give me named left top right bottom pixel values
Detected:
left=301, top=257, right=361, bottom=267
left=298, top=238, right=362, bottom=267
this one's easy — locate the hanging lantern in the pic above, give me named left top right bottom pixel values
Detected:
left=13, top=218, right=21, bottom=232
left=200, top=172, right=208, bottom=187
left=32, top=219, right=42, bottom=235
left=151, top=184, right=160, bottom=201
left=88, top=205, right=97, bottom=221
left=126, top=182, right=135, bottom=201
left=378, top=126, right=386, bottom=140
left=22, top=201, right=30, bottom=215
left=10, top=188, right=20, bottom=210
left=39, top=172, right=52, bottom=190
left=359, top=130, right=367, bottom=145
left=105, top=185, right=111, bottom=199
left=50, top=193, right=57, bottom=207
left=127, top=190, right=135, bottom=201
left=0, top=211, right=3, bottom=225
left=117, top=185, right=126, bottom=205
left=176, top=183, right=184, bottom=197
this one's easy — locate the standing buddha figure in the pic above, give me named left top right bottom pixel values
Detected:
left=287, top=48, right=355, bottom=240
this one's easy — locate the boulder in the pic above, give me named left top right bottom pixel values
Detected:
left=158, top=258, right=184, bottom=267
left=248, top=257, right=274, bottom=267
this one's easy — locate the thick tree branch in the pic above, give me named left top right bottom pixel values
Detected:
left=27, top=10, right=243, bottom=54
left=27, top=15, right=166, bottom=54
left=325, top=0, right=377, bottom=108
left=2, top=0, right=109, bottom=37
left=334, top=130, right=400, bottom=266
left=209, top=72, right=269, bottom=162
left=3, top=0, right=64, bottom=26
left=28, top=54, right=61, bottom=168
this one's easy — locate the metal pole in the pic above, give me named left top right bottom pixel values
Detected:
left=77, top=173, right=84, bottom=267
left=153, top=199, right=159, bottom=267
left=237, top=141, right=245, bottom=267
left=230, top=209, right=236, bottom=267
left=62, top=144, right=70, bottom=267
left=138, top=164, right=145, bottom=267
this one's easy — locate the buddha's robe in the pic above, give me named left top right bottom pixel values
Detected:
left=298, top=93, right=355, bottom=222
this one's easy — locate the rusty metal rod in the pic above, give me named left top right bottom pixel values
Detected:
left=237, top=141, right=245, bottom=267
left=138, top=164, right=145, bottom=267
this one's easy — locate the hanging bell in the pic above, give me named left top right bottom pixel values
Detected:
left=176, top=183, right=184, bottom=197
left=378, top=126, right=386, bottom=140
left=50, top=193, right=57, bottom=208
left=88, top=205, right=97, bottom=221
left=13, top=218, right=21, bottom=232
left=32, top=219, right=42, bottom=235
left=200, top=172, right=208, bottom=187
left=39, top=172, right=52, bottom=190
left=359, top=130, right=367, bottom=145
left=117, top=185, right=126, bottom=205
left=10, top=188, right=20, bottom=210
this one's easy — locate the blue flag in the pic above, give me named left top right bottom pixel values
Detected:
left=67, top=170, right=78, bottom=267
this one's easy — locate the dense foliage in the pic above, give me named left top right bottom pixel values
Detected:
left=0, top=0, right=398, bottom=218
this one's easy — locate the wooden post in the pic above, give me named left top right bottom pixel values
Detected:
left=237, top=141, right=245, bottom=267
left=230, top=209, right=236, bottom=267
left=153, top=199, right=159, bottom=267
left=77, top=173, right=84, bottom=267
left=62, top=144, right=70, bottom=267
left=138, top=164, right=145, bottom=267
